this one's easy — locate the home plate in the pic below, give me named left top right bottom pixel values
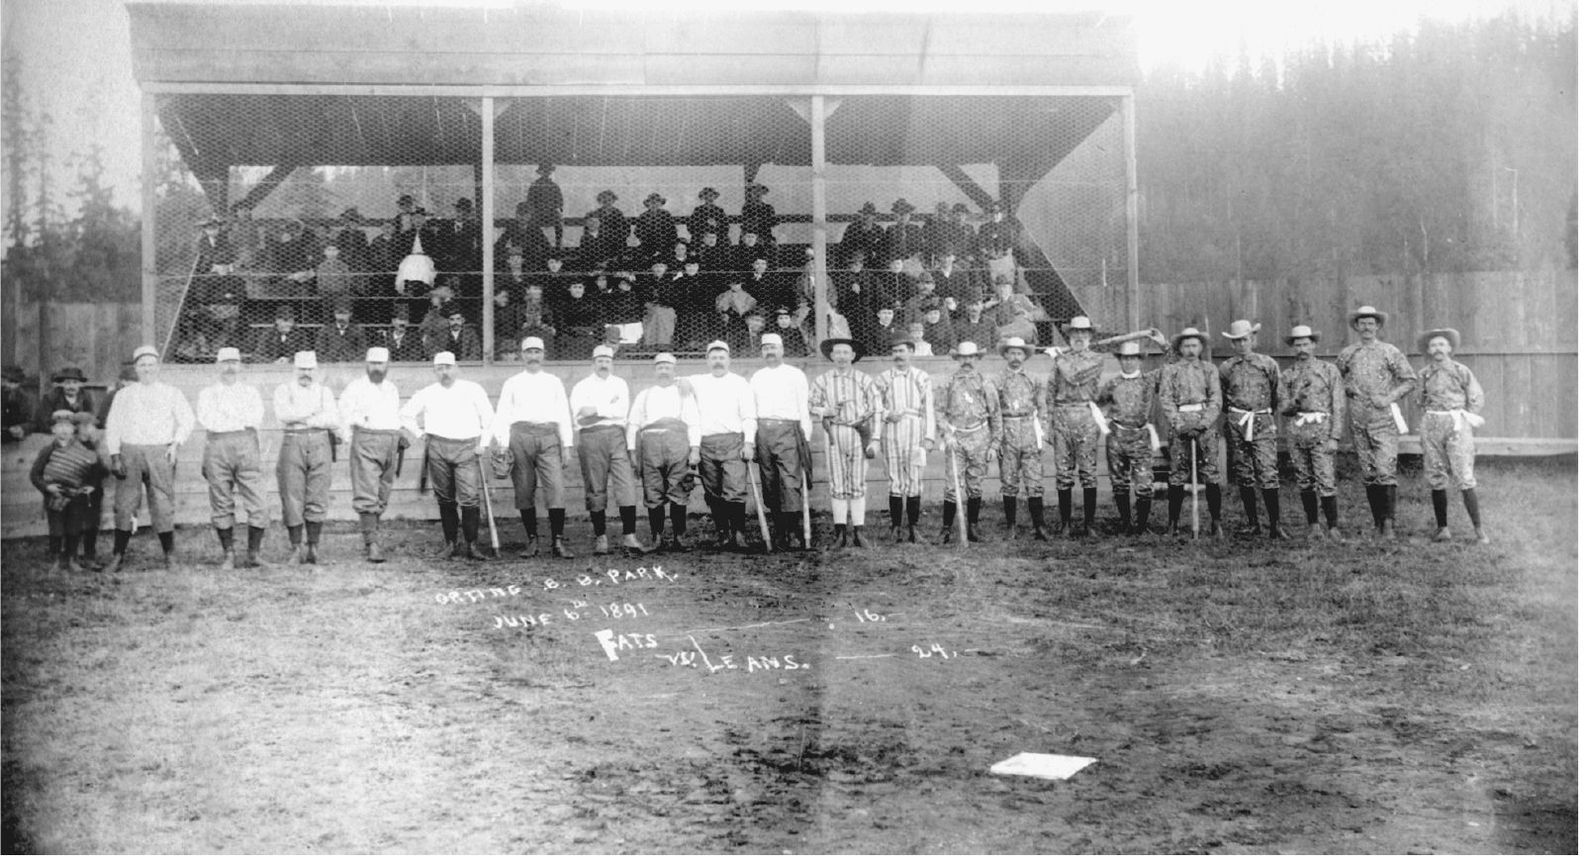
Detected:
left=989, top=752, right=1096, bottom=780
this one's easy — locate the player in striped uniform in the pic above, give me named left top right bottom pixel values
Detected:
left=809, top=336, right=878, bottom=548
left=872, top=328, right=937, bottom=542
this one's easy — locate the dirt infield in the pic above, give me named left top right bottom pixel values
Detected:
left=2, top=460, right=1577, bottom=853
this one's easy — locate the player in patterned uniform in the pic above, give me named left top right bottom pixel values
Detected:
left=1096, top=333, right=1169, bottom=535
left=1414, top=328, right=1489, bottom=544
left=194, top=346, right=267, bottom=568
left=1044, top=316, right=1108, bottom=536
left=1218, top=320, right=1287, bottom=539
left=1337, top=305, right=1417, bottom=539
left=272, top=351, right=341, bottom=564
left=1158, top=327, right=1224, bottom=538
left=992, top=337, right=1049, bottom=540
left=1278, top=325, right=1347, bottom=540
left=810, top=336, right=878, bottom=548
left=935, top=341, right=1001, bottom=542
left=873, top=329, right=937, bottom=542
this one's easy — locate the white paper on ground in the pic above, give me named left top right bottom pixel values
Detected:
left=988, top=752, right=1096, bottom=780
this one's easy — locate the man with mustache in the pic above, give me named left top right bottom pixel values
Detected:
left=338, top=346, right=406, bottom=562
left=935, top=341, right=1001, bottom=542
left=273, top=351, right=340, bottom=565
left=873, top=329, right=937, bottom=542
left=1415, top=328, right=1489, bottom=544
left=1279, top=325, right=1346, bottom=540
left=195, top=346, right=267, bottom=569
left=402, top=351, right=496, bottom=560
left=1337, top=305, right=1417, bottom=539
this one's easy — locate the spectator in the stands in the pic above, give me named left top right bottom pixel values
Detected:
left=977, top=200, right=1019, bottom=287
left=634, top=193, right=677, bottom=262
left=741, top=182, right=776, bottom=243
left=527, top=163, right=565, bottom=250
left=953, top=294, right=1000, bottom=353
left=492, top=280, right=525, bottom=354
left=688, top=187, right=728, bottom=243
left=444, top=198, right=484, bottom=292
left=332, top=207, right=371, bottom=283
left=714, top=275, right=756, bottom=340
left=728, top=308, right=769, bottom=357
left=604, top=274, right=646, bottom=346
left=947, top=203, right=976, bottom=260
left=366, top=217, right=398, bottom=289
left=986, top=273, right=1039, bottom=344
left=496, top=242, right=534, bottom=303
left=586, top=190, right=629, bottom=267
left=641, top=263, right=682, bottom=350
left=315, top=242, right=356, bottom=312
left=264, top=219, right=319, bottom=295
left=736, top=230, right=773, bottom=273
left=666, top=239, right=691, bottom=274
left=3, top=365, right=35, bottom=443
left=379, top=308, right=425, bottom=362
left=865, top=307, right=898, bottom=357
left=517, top=283, right=557, bottom=356
left=921, top=300, right=956, bottom=355
left=884, top=198, right=922, bottom=265
left=840, top=202, right=887, bottom=270
left=315, top=296, right=368, bottom=363
left=744, top=254, right=791, bottom=312
left=900, top=272, right=941, bottom=325
left=929, top=251, right=977, bottom=319
left=252, top=304, right=310, bottom=364
left=770, top=307, right=809, bottom=357
left=557, top=280, right=603, bottom=359
left=499, top=202, right=553, bottom=271
left=429, top=303, right=482, bottom=362
left=695, top=227, right=731, bottom=297
left=867, top=253, right=913, bottom=320
left=418, top=280, right=456, bottom=348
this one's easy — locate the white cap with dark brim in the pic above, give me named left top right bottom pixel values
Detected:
left=133, top=344, right=160, bottom=362
left=216, top=347, right=242, bottom=362
left=433, top=351, right=457, bottom=366
left=365, top=347, right=390, bottom=363
left=521, top=336, right=545, bottom=351
left=293, top=351, right=318, bottom=369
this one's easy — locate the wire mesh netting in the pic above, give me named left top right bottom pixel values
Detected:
left=153, top=93, right=1129, bottom=363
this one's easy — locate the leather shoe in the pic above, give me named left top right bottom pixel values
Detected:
left=465, top=542, right=488, bottom=561
left=366, top=542, right=386, bottom=563
left=850, top=527, right=869, bottom=549
left=520, top=537, right=539, bottom=559
left=593, top=535, right=610, bottom=555
left=552, top=537, right=575, bottom=559
left=303, top=543, right=318, bottom=565
left=108, top=553, right=126, bottom=573
left=1032, top=524, right=1050, bottom=541
left=1432, top=526, right=1452, bottom=542
left=220, top=551, right=236, bottom=570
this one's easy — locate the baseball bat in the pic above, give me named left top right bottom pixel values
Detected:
left=746, top=459, right=774, bottom=552
left=948, top=443, right=968, bottom=547
left=477, top=458, right=500, bottom=555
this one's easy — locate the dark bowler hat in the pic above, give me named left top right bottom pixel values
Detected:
left=858, top=202, right=878, bottom=215
left=886, top=327, right=915, bottom=351
left=699, top=187, right=719, bottom=200
left=891, top=198, right=915, bottom=214
left=2, top=365, right=25, bottom=383
left=644, top=192, right=666, bottom=206
left=820, top=336, right=862, bottom=360
left=52, top=367, right=87, bottom=384
left=439, top=302, right=462, bottom=318
left=596, top=189, right=618, bottom=204
left=746, top=183, right=769, bottom=196
left=536, top=163, right=555, bottom=174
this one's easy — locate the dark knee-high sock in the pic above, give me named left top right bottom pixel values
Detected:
left=1431, top=489, right=1448, bottom=527
left=1057, top=488, right=1072, bottom=526
left=306, top=522, right=322, bottom=545
left=648, top=506, right=665, bottom=537
left=1262, top=488, right=1282, bottom=527
left=967, top=497, right=982, bottom=526
left=1003, top=495, right=1018, bottom=527
left=941, top=500, right=957, bottom=529
left=158, top=531, right=175, bottom=554
left=1300, top=490, right=1319, bottom=525
left=1240, top=486, right=1259, bottom=524
left=727, top=502, right=744, bottom=535
left=906, top=496, right=921, bottom=527
left=1028, top=497, right=1045, bottom=529
left=518, top=508, right=537, bottom=540
left=216, top=527, right=235, bottom=552
left=113, top=529, right=131, bottom=555
left=48, top=535, right=62, bottom=558
left=620, top=505, right=638, bottom=535
left=460, top=507, right=480, bottom=543
left=1206, top=483, right=1222, bottom=521
left=438, top=503, right=459, bottom=543
left=1321, top=495, right=1339, bottom=529
left=1167, top=485, right=1184, bottom=526
left=670, top=503, right=687, bottom=537
left=591, top=510, right=608, bottom=536
left=1461, top=488, right=1482, bottom=529
left=889, top=495, right=904, bottom=528
left=549, top=508, right=566, bottom=538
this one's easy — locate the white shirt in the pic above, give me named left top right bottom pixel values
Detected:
left=627, top=383, right=703, bottom=449
left=749, top=362, right=811, bottom=438
left=491, top=369, right=573, bottom=447
left=686, top=371, right=756, bottom=439
left=195, top=381, right=264, bottom=434
left=337, top=375, right=403, bottom=440
left=272, top=381, right=341, bottom=430
left=104, top=381, right=195, bottom=454
left=402, top=379, right=494, bottom=442
left=568, top=373, right=630, bottom=432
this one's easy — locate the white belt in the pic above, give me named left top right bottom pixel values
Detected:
left=1231, top=407, right=1271, bottom=442
left=1176, top=403, right=1205, bottom=412
left=1295, top=411, right=1329, bottom=426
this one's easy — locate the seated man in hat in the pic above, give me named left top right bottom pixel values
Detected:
left=920, top=301, right=956, bottom=356
left=252, top=305, right=311, bottom=364
left=603, top=275, right=646, bottom=346
left=556, top=281, right=604, bottom=360
left=935, top=340, right=1001, bottom=542
left=736, top=231, right=777, bottom=274
left=741, top=183, right=776, bottom=243
left=379, top=308, right=426, bottom=362
left=417, top=280, right=457, bottom=348
left=977, top=200, right=1020, bottom=286
left=193, top=216, right=245, bottom=349
left=839, top=202, right=887, bottom=270
left=1415, top=327, right=1489, bottom=544
left=263, top=219, right=319, bottom=295
left=742, top=254, right=791, bottom=313
left=491, top=279, right=526, bottom=357
left=627, top=352, right=703, bottom=552
left=498, top=203, right=554, bottom=272
left=315, top=296, right=369, bottom=364
left=517, top=283, right=558, bottom=355
left=884, top=199, right=923, bottom=264
left=769, top=307, right=809, bottom=357
left=728, top=308, right=770, bottom=358
left=527, top=164, right=565, bottom=249
left=688, top=187, right=728, bottom=243
left=863, top=307, right=899, bottom=359
left=37, top=366, right=98, bottom=431
left=315, top=241, right=357, bottom=311
left=1280, top=324, right=1346, bottom=540
left=634, top=193, right=678, bottom=262
left=952, top=295, right=1000, bottom=355
left=332, top=207, right=371, bottom=282
left=985, top=273, right=1038, bottom=343
left=430, top=303, right=483, bottom=362
left=586, top=190, right=629, bottom=266
left=31, top=409, right=104, bottom=572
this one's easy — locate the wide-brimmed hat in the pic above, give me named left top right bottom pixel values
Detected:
left=820, top=336, right=862, bottom=360
left=890, top=198, right=915, bottom=215
left=52, top=367, right=87, bottom=384
left=1171, top=327, right=1209, bottom=351
left=886, top=328, right=915, bottom=351
left=1, top=365, right=24, bottom=383
left=339, top=207, right=363, bottom=221
left=644, top=192, right=666, bottom=206
left=950, top=341, right=985, bottom=359
left=858, top=202, right=878, bottom=215
left=746, top=183, right=769, bottom=196
left=999, top=337, right=1035, bottom=358
left=1112, top=341, right=1144, bottom=358
left=1285, top=325, right=1322, bottom=345
left=1349, top=305, right=1387, bottom=327
left=536, top=163, right=555, bottom=174
left=1418, top=328, right=1461, bottom=354
left=596, top=189, right=618, bottom=204
left=698, top=187, right=719, bottom=200
left=1221, top=319, right=1261, bottom=340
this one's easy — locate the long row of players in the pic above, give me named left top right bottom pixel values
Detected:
left=32, top=304, right=1488, bottom=572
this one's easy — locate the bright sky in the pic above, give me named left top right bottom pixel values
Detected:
left=0, top=0, right=1573, bottom=216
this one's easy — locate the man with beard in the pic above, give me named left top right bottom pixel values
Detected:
left=402, top=351, right=496, bottom=560
left=627, top=353, right=703, bottom=552
left=273, top=351, right=340, bottom=565
left=1337, top=305, right=1417, bottom=539
left=683, top=340, right=757, bottom=550
left=104, top=345, right=195, bottom=572
left=1415, top=328, right=1489, bottom=544
left=873, top=329, right=937, bottom=542
left=1219, top=320, right=1287, bottom=539
left=570, top=343, right=643, bottom=557
left=493, top=336, right=576, bottom=559
left=338, top=346, right=406, bottom=562
left=936, top=341, right=1001, bottom=542
left=1279, top=325, right=1346, bottom=541
left=1158, top=327, right=1224, bottom=538
left=1045, top=316, right=1108, bottom=537
left=195, top=346, right=267, bottom=569
left=992, top=337, right=1048, bottom=540
left=809, top=336, right=877, bottom=548
left=314, top=296, right=368, bottom=363
left=749, top=333, right=812, bottom=551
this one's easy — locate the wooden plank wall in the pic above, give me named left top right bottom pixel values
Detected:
left=7, top=302, right=144, bottom=390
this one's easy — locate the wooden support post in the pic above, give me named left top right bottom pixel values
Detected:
left=481, top=96, right=496, bottom=364
left=141, top=92, right=159, bottom=348
left=810, top=95, right=829, bottom=348
left=1122, top=92, right=1141, bottom=333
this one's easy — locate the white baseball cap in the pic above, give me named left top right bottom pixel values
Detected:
left=133, top=344, right=160, bottom=362
left=521, top=336, right=545, bottom=351
left=760, top=333, right=783, bottom=347
left=432, top=351, right=457, bottom=366
left=293, top=351, right=318, bottom=369
left=705, top=340, right=731, bottom=354
left=653, top=352, right=678, bottom=365
left=365, top=346, right=390, bottom=363
left=216, top=347, right=242, bottom=362
left=592, top=345, right=615, bottom=359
